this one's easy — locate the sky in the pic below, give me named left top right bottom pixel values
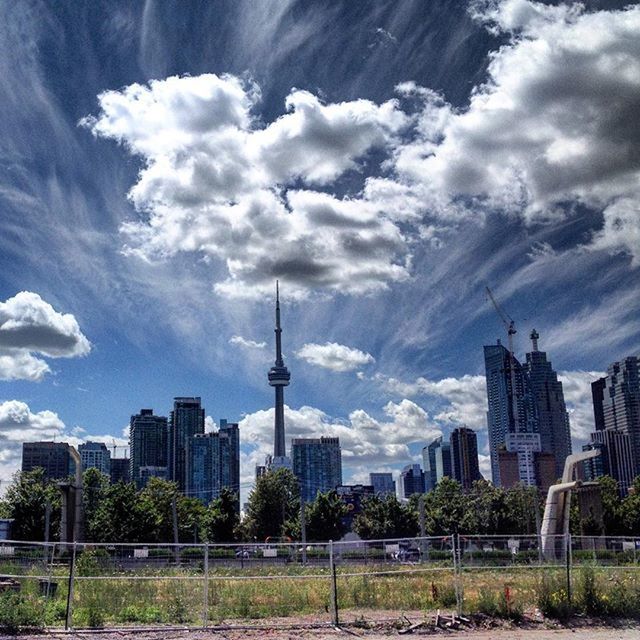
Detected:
left=0, top=0, right=639, bottom=503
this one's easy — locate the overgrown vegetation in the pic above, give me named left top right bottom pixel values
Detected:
left=3, top=469, right=640, bottom=544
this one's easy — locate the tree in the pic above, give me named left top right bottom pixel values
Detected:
left=88, top=481, right=154, bottom=543
left=422, top=477, right=470, bottom=535
left=137, top=477, right=207, bottom=543
left=503, top=483, right=540, bottom=535
left=200, top=488, right=240, bottom=542
left=304, top=491, right=348, bottom=542
left=353, top=494, right=418, bottom=540
left=620, top=476, right=640, bottom=535
left=4, top=469, right=61, bottom=541
left=245, top=468, right=300, bottom=541
left=597, top=475, right=624, bottom=535
left=82, top=467, right=109, bottom=542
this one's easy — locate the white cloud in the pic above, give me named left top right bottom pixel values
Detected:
left=0, top=292, right=91, bottom=381
left=295, top=341, right=375, bottom=372
left=391, top=2, right=640, bottom=260
left=82, top=74, right=411, bottom=299
left=229, top=335, right=267, bottom=350
left=558, top=370, right=604, bottom=443
left=0, top=400, right=67, bottom=480
left=0, top=400, right=130, bottom=483
left=376, top=373, right=488, bottom=431
left=238, top=400, right=441, bottom=501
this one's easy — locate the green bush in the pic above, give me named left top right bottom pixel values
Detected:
left=0, top=592, right=45, bottom=632
left=475, top=588, right=523, bottom=621
left=536, top=574, right=572, bottom=620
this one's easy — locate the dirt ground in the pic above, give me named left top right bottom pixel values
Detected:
left=7, top=617, right=640, bottom=640
left=9, top=625, right=639, bottom=640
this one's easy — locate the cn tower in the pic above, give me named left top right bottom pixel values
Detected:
left=268, top=281, right=290, bottom=459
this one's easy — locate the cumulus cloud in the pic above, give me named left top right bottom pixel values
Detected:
left=295, top=342, right=375, bottom=372
left=229, top=335, right=267, bottom=350
left=558, top=370, right=604, bottom=443
left=81, top=3, right=640, bottom=303
left=0, top=400, right=129, bottom=483
left=0, top=292, right=91, bottom=381
left=238, top=400, right=441, bottom=494
left=82, top=74, right=411, bottom=299
left=392, top=1, right=640, bottom=260
left=376, top=373, right=488, bottom=431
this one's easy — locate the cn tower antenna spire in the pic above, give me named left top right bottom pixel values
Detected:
left=268, top=280, right=290, bottom=459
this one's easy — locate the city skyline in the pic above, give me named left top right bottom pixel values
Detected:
left=1, top=1, right=639, bottom=504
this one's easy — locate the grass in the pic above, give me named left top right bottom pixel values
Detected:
left=2, top=554, right=640, bottom=629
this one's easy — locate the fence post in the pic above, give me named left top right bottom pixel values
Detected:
left=64, top=542, right=77, bottom=630
left=419, top=496, right=426, bottom=563
left=454, top=533, right=463, bottom=615
left=300, top=497, right=307, bottom=566
left=202, top=543, right=209, bottom=628
left=565, top=532, right=572, bottom=606
left=329, top=540, right=339, bottom=626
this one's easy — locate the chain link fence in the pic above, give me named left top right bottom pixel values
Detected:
left=0, top=534, right=638, bottom=629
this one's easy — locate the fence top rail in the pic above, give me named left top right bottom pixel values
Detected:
left=0, top=535, right=451, bottom=549
left=1, top=533, right=637, bottom=548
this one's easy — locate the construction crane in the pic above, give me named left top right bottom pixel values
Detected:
left=486, top=286, right=520, bottom=431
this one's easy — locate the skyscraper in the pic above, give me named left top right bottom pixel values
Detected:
left=219, top=419, right=240, bottom=497
left=188, top=419, right=240, bottom=505
left=484, top=341, right=538, bottom=486
left=594, top=357, right=640, bottom=475
left=450, top=426, right=482, bottom=490
left=423, top=436, right=452, bottom=490
left=399, top=464, right=425, bottom=500
left=292, top=437, right=342, bottom=503
left=110, top=457, right=130, bottom=484
left=130, top=409, right=168, bottom=489
left=189, top=432, right=220, bottom=503
left=525, top=330, right=572, bottom=478
left=79, top=441, right=111, bottom=476
left=169, top=397, right=205, bottom=491
left=369, top=472, right=396, bottom=496
left=22, top=442, right=75, bottom=480
left=268, top=282, right=291, bottom=465
left=582, top=429, right=635, bottom=496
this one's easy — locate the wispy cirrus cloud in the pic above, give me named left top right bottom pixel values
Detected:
left=229, top=335, right=267, bottom=350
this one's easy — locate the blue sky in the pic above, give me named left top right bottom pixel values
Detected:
left=0, top=0, right=639, bottom=500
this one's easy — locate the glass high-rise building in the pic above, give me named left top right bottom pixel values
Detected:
left=291, top=437, right=342, bottom=503
left=169, top=397, right=205, bottom=491
left=594, top=357, right=640, bottom=476
left=79, top=441, right=111, bottom=476
left=422, top=436, right=451, bottom=490
left=450, top=426, right=482, bottom=490
left=188, top=419, right=240, bottom=505
left=110, top=457, right=130, bottom=484
left=484, top=341, right=538, bottom=486
left=369, top=472, right=396, bottom=496
left=399, top=464, right=425, bottom=499
left=583, top=429, right=635, bottom=496
left=189, top=433, right=221, bottom=503
left=525, top=330, right=572, bottom=478
left=130, top=409, right=168, bottom=489
left=219, top=420, right=240, bottom=496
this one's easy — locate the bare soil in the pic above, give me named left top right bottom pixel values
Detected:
left=5, top=612, right=640, bottom=640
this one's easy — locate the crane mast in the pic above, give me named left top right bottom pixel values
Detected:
left=486, top=286, right=520, bottom=432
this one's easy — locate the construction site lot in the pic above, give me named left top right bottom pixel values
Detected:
left=2, top=563, right=640, bottom=632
